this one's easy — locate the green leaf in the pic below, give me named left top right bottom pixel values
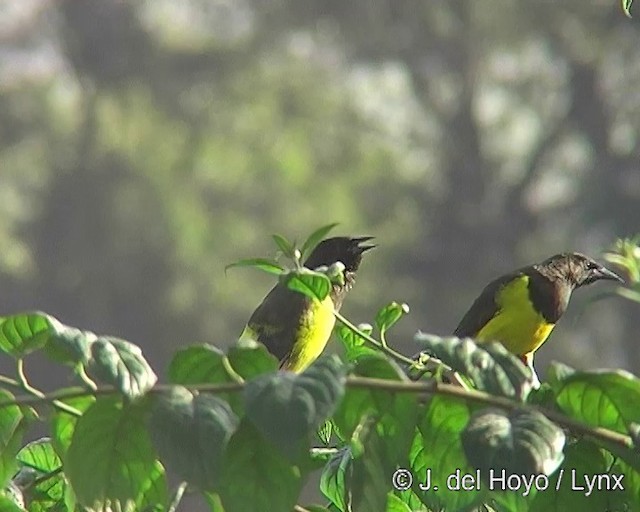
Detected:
left=245, top=355, right=346, bottom=459
left=410, top=396, right=481, bottom=511
left=331, top=356, right=418, bottom=511
left=320, top=447, right=352, bottom=512
left=375, top=302, right=410, bottom=336
left=0, top=312, right=55, bottom=358
left=350, top=420, right=392, bottom=512
left=300, top=223, right=339, bottom=260
left=529, top=440, right=617, bottom=512
left=87, top=337, right=157, bottom=399
left=317, top=420, right=333, bottom=445
left=0, top=312, right=100, bottom=366
left=609, top=459, right=640, bottom=512
left=0, top=389, right=25, bottom=488
left=333, top=355, right=415, bottom=448
left=623, top=0, right=633, bottom=17
left=386, top=493, right=413, bottom=512
left=137, top=460, right=168, bottom=511
left=44, top=324, right=95, bottom=366
left=217, top=419, right=303, bottom=512
left=149, top=386, right=238, bottom=490
left=336, top=323, right=379, bottom=363
left=549, top=368, right=640, bottom=434
left=284, top=268, right=332, bottom=302
left=0, top=493, right=23, bottom=512
left=461, top=408, right=565, bottom=478
left=224, top=258, right=285, bottom=276
left=16, top=438, right=66, bottom=511
left=169, top=344, right=227, bottom=385
left=65, top=396, right=166, bottom=510
left=50, top=393, right=95, bottom=458
left=415, top=333, right=533, bottom=400
left=272, top=233, right=297, bottom=259
left=227, top=343, right=279, bottom=379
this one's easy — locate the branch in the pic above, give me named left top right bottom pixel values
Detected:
left=346, top=376, right=634, bottom=452
left=333, top=310, right=416, bottom=367
left=0, top=375, right=631, bottom=455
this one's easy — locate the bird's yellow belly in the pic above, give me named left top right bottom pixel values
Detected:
left=476, top=276, right=555, bottom=356
left=282, top=296, right=336, bottom=372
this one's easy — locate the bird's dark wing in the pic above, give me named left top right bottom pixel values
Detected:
left=245, top=285, right=311, bottom=362
left=453, top=272, right=520, bottom=338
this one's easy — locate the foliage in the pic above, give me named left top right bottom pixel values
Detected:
left=0, top=234, right=638, bottom=511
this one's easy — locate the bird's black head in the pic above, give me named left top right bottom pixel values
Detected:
left=304, top=236, right=375, bottom=273
left=538, top=252, right=623, bottom=288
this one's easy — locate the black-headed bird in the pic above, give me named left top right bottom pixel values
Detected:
left=453, top=252, right=623, bottom=373
left=239, top=236, right=375, bottom=372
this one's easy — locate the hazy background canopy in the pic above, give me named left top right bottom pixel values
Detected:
left=0, top=0, right=638, bottom=387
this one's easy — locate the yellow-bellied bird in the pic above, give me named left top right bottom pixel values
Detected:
left=239, top=236, right=375, bottom=372
left=454, top=252, right=623, bottom=371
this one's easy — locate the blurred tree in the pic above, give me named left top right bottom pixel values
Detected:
left=0, top=0, right=637, bottom=378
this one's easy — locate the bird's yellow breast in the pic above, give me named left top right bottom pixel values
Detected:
left=280, top=295, right=336, bottom=373
left=476, top=275, right=555, bottom=356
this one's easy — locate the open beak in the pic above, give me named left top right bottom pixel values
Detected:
left=354, top=236, right=376, bottom=252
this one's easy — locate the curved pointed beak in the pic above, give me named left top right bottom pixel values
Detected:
left=596, top=265, right=624, bottom=283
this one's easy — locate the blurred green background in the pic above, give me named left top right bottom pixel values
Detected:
left=1, top=0, right=638, bottom=386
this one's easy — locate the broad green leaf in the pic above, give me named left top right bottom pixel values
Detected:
left=284, top=268, right=332, bottom=302
left=244, top=355, right=346, bottom=459
left=217, top=419, right=303, bottom=512
left=332, top=356, right=418, bottom=511
left=461, top=408, right=565, bottom=477
left=50, top=393, right=95, bottom=458
left=529, top=440, right=616, bottom=512
left=375, top=302, right=409, bottom=336
left=350, top=421, right=392, bottom=512
left=415, top=333, right=533, bottom=400
left=224, top=258, right=284, bottom=276
left=300, top=223, right=339, bottom=260
left=16, top=438, right=65, bottom=511
left=549, top=368, right=640, bottom=434
left=149, top=386, right=238, bottom=490
left=333, top=355, right=414, bottom=442
left=272, top=233, right=297, bottom=259
left=44, top=325, right=96, bottom=366
left=609, top=459, right=640, bottom=512
left=411, top=395, right=481, bottom=511
left=320, top=447, right=352, bottom=512
left=65, top=396, right=166, bottom=510
left=0, top=311, right=101, bottom=366
left=0, top=389, right=24, bottom=487
left=386, top=493, right=413, bottom=512
left=204, top=492, right=225, bottom=512
left=87, top=337, right=157, bottom=399
left=169, top=344, right=229, bottom=384
left=227, top=343, right=279, bottom=379
left=0, top=492, right=23, bottom=512
left=137, top=460, right=169, bottom=510
left=336, top=323, right=379, bottom=362
left=0, top=312, right=54, bottom=358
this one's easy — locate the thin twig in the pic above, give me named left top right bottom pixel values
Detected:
left=333, top=311, right=415, bottom=366
left=167, top=481, right=188, bottom=512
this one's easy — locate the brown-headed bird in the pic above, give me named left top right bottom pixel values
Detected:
left=453, top=252, right=623, bottom=371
